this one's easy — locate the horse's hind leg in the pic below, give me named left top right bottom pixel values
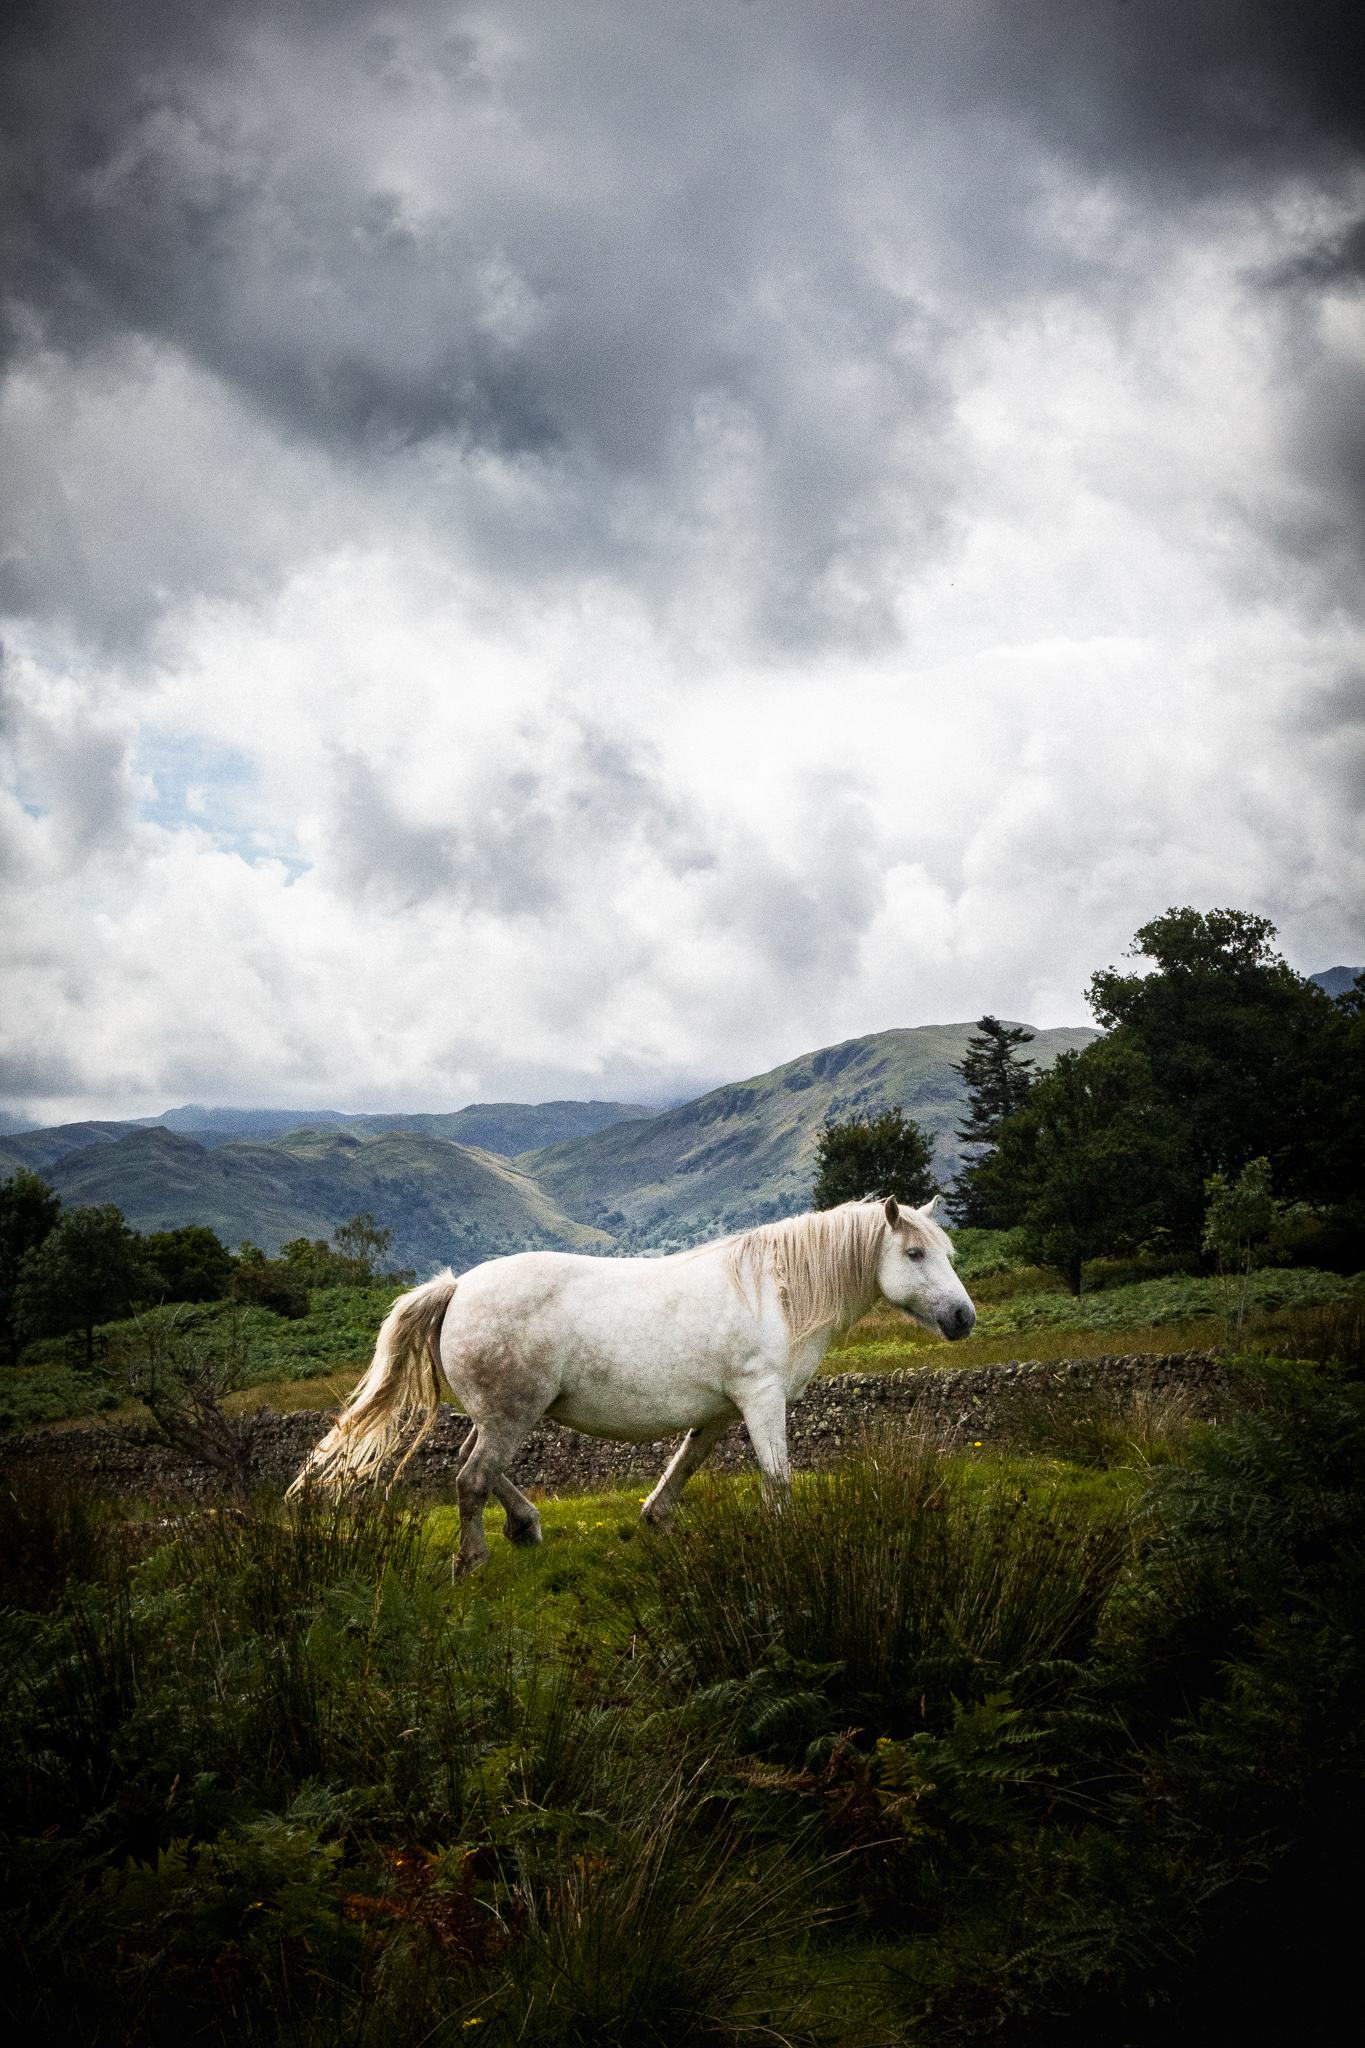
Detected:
left=491, top=1472, right=542, bottom=1547
left=450, top=1420, right=541, bottom=1549
left=641, top=1415, right=732, bottom=1530
left=454, top=1422, right=532, bottom=1574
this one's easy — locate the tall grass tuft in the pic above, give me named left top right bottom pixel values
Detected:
left=0, top=1467, right=138, bottom=1610
left=1000, top=1378, right=1213, bottom=1470
left=1257, top=1298, right=1365, bottom=1376
left=635, top=1428, right=1131, bottom=1744
left=160, top=1480, right=432, bottom=1625
left=485, top=1769, right=819, bottom=2047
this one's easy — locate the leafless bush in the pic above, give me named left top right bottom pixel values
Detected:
left=123, top=1303, right=268, bottom=1496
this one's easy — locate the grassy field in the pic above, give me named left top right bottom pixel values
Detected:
left=3, top=1363, right=1364, bottom=2044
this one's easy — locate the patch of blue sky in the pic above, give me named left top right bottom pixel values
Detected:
left=135, top=732, right=309, bottom=879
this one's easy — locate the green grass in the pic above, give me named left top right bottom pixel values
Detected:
left=826, top=1268, right=1365, bottom=1375
left=4, top=1379, right=1365, bottom=2043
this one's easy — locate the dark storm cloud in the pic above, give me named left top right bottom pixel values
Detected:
left=2, top=2, right=1361, bottom=645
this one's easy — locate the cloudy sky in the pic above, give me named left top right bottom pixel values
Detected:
left=2, top=0, right=1362, bottom=1125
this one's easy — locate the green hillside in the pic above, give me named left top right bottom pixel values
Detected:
left=519, top=1021, right=1096, bottom=1249
left=42, top=1126, right=615, bottom=1272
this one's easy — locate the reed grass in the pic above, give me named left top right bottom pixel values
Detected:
left=634, top=1426, right=1132, bottom=1743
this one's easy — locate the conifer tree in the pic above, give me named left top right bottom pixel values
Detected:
left=949, top=1017, right=1036, bottom=1224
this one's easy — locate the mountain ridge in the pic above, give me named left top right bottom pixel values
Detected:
left=518, top=1020, right=1097, bottom=1249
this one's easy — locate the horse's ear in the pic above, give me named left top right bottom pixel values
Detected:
left=919, top=1195, right=940, bottom=1218
left=884, top=1196, right=900, bottom=1225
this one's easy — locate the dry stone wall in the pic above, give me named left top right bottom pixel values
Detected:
left=0, top=1351, right=1232, bottom=1501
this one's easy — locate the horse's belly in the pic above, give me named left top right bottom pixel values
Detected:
left=545, top=1381, right=740, bottom=1443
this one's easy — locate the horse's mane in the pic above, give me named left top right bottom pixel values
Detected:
left=723, top=1199, right=953, bottom=1349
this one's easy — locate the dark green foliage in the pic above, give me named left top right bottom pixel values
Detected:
left=0, top=1468, right=138, bottom=1610
left=142, top=1225, right=236, bottom=1303
left=13, top=1203, right=162, bottom=1367
left=10, top=1287, right=406, bottom=1427
left=0, top=1169, right=62, bottom=1363
left=967, top=1039, right=1182, bottom=1292
left=0, top=1486, right=820, bottom=2045
left=950, top=1017, right=1035, bottom=1225
left=1088, top=906, right=1337, bottom=1239
left=812, top=1105, right=937, bottom=1210
left=975, top=910, right=1360, bottom=1282
left=5, top=1379, right=1365, bottom=2044
left=230, top=1241, right=310, bottom=1317
left=0, top=1366, right=120, bottom=1432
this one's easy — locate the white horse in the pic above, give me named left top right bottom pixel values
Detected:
left=291, top=1195, right=975, bottom=1573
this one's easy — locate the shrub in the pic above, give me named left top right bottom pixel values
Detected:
left=0, top=1366, right=119, bottom=1431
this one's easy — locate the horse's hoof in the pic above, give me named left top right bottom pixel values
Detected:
left=453, top=1548, right=488, bottom=1577
left=639, top=1506, right=673, bottom=1533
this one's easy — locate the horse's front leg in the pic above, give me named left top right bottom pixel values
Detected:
left=641, top=1415, right=732, bottom=1529
left=738, top=1384, right=791, bottom=1503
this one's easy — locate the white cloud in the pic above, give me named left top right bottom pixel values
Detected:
left=0, top=1, right=1361, bottom=1125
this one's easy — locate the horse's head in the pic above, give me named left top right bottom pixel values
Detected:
left=876, top=1196, right=976, bottom=1341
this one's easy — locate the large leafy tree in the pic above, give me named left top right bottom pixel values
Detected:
left=281, top=1212, right=402, bottom=1288
left=1282, top=971, right=1365, bottom=1269
left=812, top=1108, right=937, bottom=1211
left=970, top=1041, right=1181, bottom=1294
left=14, top=1204, right=162, bottom=1367
left=0, top=1170, right=63, bottom=1364
left=1087, top=907, right=1329, bottom=1241
left=143, top=1226, right=237, bottom=1304
left=949, top=1017, right=1036, bottom=1225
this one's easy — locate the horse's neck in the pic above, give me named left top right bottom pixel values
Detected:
left=835, top=1274, right=881, bottom=1336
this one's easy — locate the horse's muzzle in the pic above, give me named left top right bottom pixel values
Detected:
left=938, top=1302, right=976, bottom=1341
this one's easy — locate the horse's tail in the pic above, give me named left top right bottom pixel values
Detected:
left=288, top=1270, right=458, bottom=1495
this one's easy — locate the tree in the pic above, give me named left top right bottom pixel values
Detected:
left=280, top=1213, right=404, bottom=1288
left=971, top=1041, right=1180, bottom=1294
left=230, top=1242, right=310, bottom=1319
left=143, top=1225, right=237, bottom=1303
left=949, top=1017, right=1036, bottom=1225
left=13, top=1204, right=162, bottom=1367
left=1276, top=971, right=1365, bottom=1271
left=1202, top=1157, right=1308, bottom=1341
left=812, top=1108, right=938, bottom=1211
left=1087, top=906, right=1330, bottom=1244
left=0, top=1169, right=62, bottom=1364
left=332, top=1212, right=395, bottom=1273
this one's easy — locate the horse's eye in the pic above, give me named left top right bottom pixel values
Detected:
left=906, top=1246, right=925, bottom=1262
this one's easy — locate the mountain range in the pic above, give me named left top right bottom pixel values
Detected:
left=1, top=1019, right=1095, bottom=1271
left=0, top=1098, right=653, bottom=1170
